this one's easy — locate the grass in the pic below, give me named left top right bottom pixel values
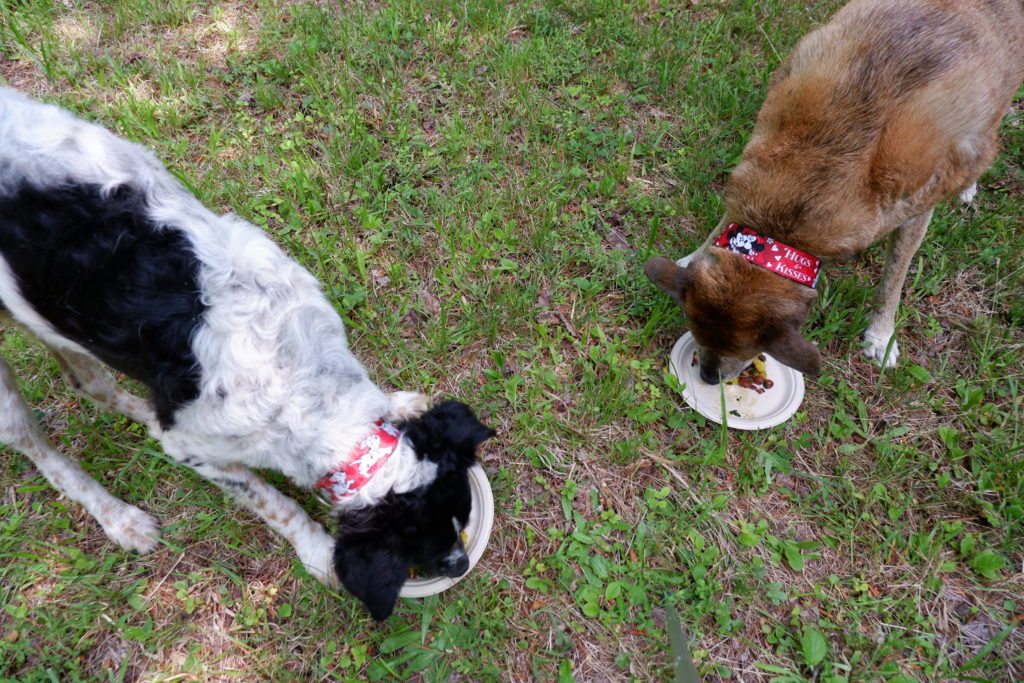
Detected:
left=1, top=0, right=1022, bottom=680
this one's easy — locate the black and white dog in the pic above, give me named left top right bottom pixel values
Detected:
left=0, top=87, right=494, bottom=621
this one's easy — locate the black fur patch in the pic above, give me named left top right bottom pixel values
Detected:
left=402, top=400, right=496, bottom=471
left=333, top=475, right=472, bottom=621
left=0, top=182, right=206, bottom=428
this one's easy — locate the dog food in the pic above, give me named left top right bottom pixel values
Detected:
left=727, top=354, right=772, bottom=393
left=691, top=352, right=773, bottom=393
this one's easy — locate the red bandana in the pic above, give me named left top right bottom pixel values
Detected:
left=314, top=419, right=401, bottom=505
left=713, top=223, right=821, bottom=288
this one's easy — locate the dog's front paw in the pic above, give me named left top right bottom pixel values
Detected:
left=385, top=391, right=429, bottom=422
left=297, top=535, right=339, bottom=588
left=101, top=504, right=161, bottom=553
left=863, top=327, right=900, bottom=368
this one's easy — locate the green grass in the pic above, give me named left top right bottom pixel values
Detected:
left=2, top=0, right=1023, bottom=680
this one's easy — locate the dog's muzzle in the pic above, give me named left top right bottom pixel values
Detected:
left=699, top=366, right=720, bottom=385
left=438, top=547, right=470, bottom=577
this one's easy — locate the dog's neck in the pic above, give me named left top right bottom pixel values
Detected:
left=314, top=419, right=401, bottom=505
left=712, top=223, right=821, bottom=288
left=318, top=421, right=437, bottom=509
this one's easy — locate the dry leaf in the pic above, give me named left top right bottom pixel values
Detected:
left=422, top=290, right=441, bottom=315
left=399, top=309, right=426, bottom=338
left=537, top=283, right=552, bottom=308
left=605, top=225, right=629, bottom=250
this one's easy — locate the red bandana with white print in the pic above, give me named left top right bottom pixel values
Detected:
left=314, top=419, right=400, bottom=505
left=713, top=223, right=821, bottom=288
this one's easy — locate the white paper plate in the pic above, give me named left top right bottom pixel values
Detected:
left=668, top=333, right=805, bottom=430
left=399, top=464, right=494, bottom=598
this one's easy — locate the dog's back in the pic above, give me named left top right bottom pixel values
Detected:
left=0, top=88, right=381, bottom=438
left=727, top=0, right=1024, bottom=258
left=0, top=88, right=185, bottom=204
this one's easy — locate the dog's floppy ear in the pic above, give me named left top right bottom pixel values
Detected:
left=333, top=507, right=409, bottom=621
left=765, top=326, right=822, bottom=376
left=403, top=400, right=495, bottom=469
left=644, top=257, right=692, bottom=303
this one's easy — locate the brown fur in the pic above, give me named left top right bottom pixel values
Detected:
left=646, top=0, right=1024, bottom=381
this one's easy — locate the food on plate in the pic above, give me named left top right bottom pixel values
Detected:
left=725, top=354, right=773, bottom=394
left=691, top=352, right=774, bottom=393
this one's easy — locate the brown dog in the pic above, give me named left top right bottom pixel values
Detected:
left=646, top=0, right=1024, bottom=384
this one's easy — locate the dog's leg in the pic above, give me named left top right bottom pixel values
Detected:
left=676, top=218, right=731, bottom=268
left=185, top=461, right=338, bottom=587
left=0, top=356, right=161, bottom=551
left=50, top=348, right=160, bottom=431
left=675, top=251, right=700, bottom=268
left=863, top=210, right=933, bottom=368
left=958, top=183, right=977, bottom=204
left=385, top=391, right=428, bottom=422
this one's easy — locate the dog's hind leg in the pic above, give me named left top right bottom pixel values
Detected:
left=863, top=209, right=933, bottom=368
left=185, top=460, right=338, bottom=587
left=50, top=347, right=160, bottom=431
left=0, top=355, right=161, bottom=551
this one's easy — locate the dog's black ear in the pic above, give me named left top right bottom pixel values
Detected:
left=404, top=400, right=495, bottom=467
left=765, top=327, right=822, bottom=376
left=333, top=509, right=409, bottom=621
left=644, top=257, right=692, bottom=303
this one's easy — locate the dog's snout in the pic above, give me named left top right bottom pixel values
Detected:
left=440, top=551, right=469, bottom=577
left=699, top=366, right=720, bottom=385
